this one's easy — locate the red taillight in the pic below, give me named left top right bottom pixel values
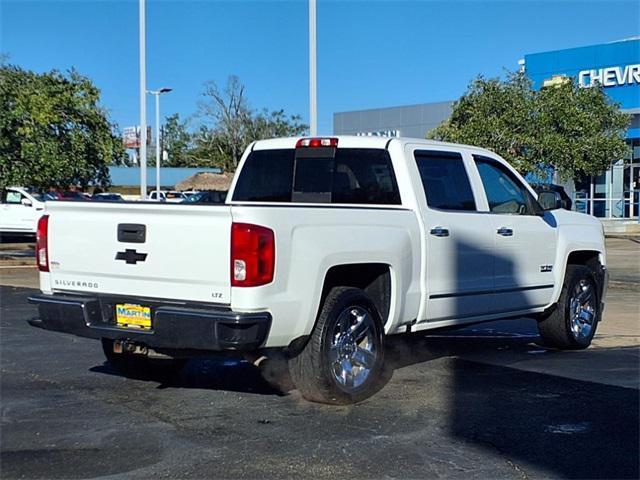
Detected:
left=295, top=137, right=338, bottom=148
left=231, top=222, right=275, bottom=287
left=36, top=215, right=49, bottom=272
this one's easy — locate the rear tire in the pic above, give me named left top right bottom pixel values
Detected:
left=537, top=265, right=601, bottom=349
left=101, top=339, right=187, bottom=378
left=288, top=287, right=390, bottom=404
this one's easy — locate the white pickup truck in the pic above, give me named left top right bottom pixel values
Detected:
left=29, top=136, right=608, bottom=404
left=1, top=187, right=45, bottom=234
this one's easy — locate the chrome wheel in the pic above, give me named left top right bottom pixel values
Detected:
left=568, top=279, right=597, bottom=341
left=329, top=306, right=377, bottom=391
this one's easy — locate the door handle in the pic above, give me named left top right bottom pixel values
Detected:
left=118, top=224, right=146, bottom=243
left=497, top=227, right=514, bottom=237
left=430, top=226, right=450, bottom=237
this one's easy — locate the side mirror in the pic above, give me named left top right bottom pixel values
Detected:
left=21, top=198, right=33, bottom=207
left=538, top=191, right=562, bottom=211
left=560, top=197, right=572, bottom=210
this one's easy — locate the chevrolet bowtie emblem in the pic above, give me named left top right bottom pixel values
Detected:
left=115, top=249, right=148, bottom=265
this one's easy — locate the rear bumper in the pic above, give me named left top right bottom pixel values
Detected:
left=28, top=293, right=271, bottom=352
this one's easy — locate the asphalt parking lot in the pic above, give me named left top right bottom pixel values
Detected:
left=1, top=239, right=639, bottom=479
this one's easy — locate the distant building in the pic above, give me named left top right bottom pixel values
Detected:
left=523, top=38, right=639, bottom=219
left=333, top=101, right=453, bottom=139
left=333, top=38, right=640, bottom=219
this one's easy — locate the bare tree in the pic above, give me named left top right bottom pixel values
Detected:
left=198, top=75, right=252, bottom=171
left=194, top=75, right=308, bottom=172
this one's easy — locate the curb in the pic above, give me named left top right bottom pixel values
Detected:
left=605, top=235, right=640, bottom=242
left=608, top=280, right=640, bottom=292
left=0, top=244, right=34, bottom=251
left=0, top=259, right=34, bottom=267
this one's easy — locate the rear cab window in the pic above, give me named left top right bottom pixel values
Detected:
left=232, top=147, right=401, bottom=205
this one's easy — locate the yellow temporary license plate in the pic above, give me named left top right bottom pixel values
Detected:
left=115, top=303, right=152, bottom=330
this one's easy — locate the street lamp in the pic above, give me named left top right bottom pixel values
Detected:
left=309, top=0, right=317, bottom=136
left=147, top=88, right=172, bottom=199
left=139, top=0, right=147, bottom=199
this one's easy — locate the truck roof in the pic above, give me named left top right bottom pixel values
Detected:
left=252, top=135, right=496, bottom=155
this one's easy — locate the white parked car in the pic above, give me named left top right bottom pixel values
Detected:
left=147, top=190, right=188, bottom=203
left=0, top=187, right=45, bottom=234
left=147, top=190, right=167, bottom=201
left=29, top=136, right=608, bottom=404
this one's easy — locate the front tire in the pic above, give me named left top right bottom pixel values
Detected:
left=537, top=265, right=601, bottom=349
left=288, top=287, right=390, bottom=404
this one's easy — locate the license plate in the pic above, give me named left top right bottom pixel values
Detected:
left=115, top=303, right=152, bottom=330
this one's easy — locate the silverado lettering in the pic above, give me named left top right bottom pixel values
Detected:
left=54, top=280, right=99, bottom=289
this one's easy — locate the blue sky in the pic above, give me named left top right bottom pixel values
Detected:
left=2, top=0, right=639, bottom=135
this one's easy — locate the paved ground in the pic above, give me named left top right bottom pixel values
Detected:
left=604, top=237, right=640, bottom=286
left=0, top=236, right=34, bottom=269
left=1, top=235, right=638, bottom=478
left=1, top=281, right=638, bottom=479
left=0, top=267, right=36, bottom=288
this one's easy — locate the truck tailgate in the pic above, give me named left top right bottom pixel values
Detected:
left=45, top=202, right=232, bottom=304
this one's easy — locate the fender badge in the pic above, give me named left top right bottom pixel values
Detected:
left=115, top=249, right=148, bottom=265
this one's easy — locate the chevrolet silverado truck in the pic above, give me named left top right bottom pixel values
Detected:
left=29, top=136, right=608, bottom=404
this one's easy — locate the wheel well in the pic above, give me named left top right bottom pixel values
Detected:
left=567, top=250, right=601, bottom=270
left=320, top=264, right=392, bottom=326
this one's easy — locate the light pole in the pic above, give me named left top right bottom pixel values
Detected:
left=309, top=0, right=317, bottom=136
left=139, top=0, right=147, bottom=198
left=147, top=88, right=172, bottom=199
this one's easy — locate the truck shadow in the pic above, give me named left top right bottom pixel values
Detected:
left=90, top=355, right=287, bottom=396
left=89, top=329, right=639, bottom=478
left=437, top=235, right=637, bottom=479
left=90, top=234, right=638, bottom=478
left=88, top=322, right=539, bottom=397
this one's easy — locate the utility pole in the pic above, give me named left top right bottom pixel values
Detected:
left=309, top=0, right=317, bottom=136
left=139, top=0, right=147, bottom=199
left=148, top=88, right=172, bottom=199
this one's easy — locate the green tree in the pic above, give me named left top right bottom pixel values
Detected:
left=162, top=113, right=194, bottom=167
left=0, top=64, right=126, bottom=189
left=189, top=125, right=230, bottom=169
left=429, top=71, right=630, bottom=180
left=532, top=79, right=630, bottom=180
left=248, top=109, right=307, bottom=142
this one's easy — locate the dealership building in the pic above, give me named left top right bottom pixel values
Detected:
left=333, top=38, right=640, bottom=219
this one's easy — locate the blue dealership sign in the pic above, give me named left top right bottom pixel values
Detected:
left=524, top=38, right=640, bottom=113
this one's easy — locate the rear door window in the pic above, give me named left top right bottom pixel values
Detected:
left=233, top=148, right=401, bottom=205
left=331, top=149, right=401, bottom=205
left=414, top=150, right=476, bottom=211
